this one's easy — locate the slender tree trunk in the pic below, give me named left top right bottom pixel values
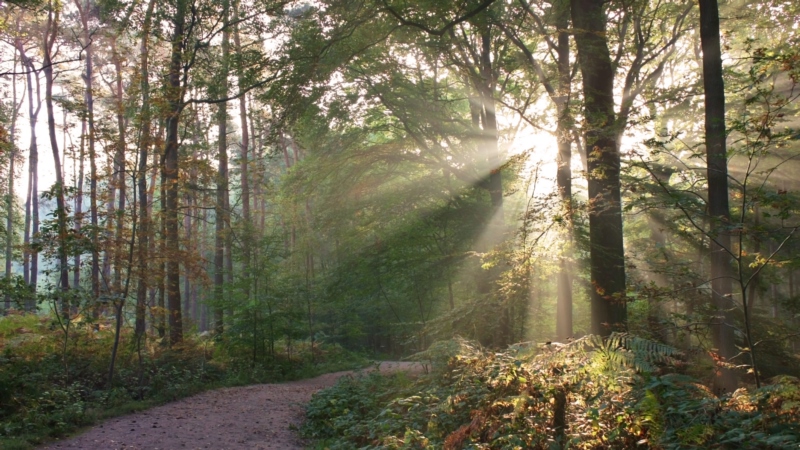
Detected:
left=199, top=204, right=207, bottom=331
left=554, top=2, right=574, bottom=341
left=104, top=159, right=114, bottom=285
left=135, top=0, right=156, bottom=339
left=249, top=104, right=266, bottom=231
left=281, top=140, right=292, bottom=252
left=43, top=2, right=71, bottom=301
left=5, top=50, right=22, bottom=312
left=233, top=0, right=251, bottom=300
left=112, top=37, right=127, bottom=294
left=183, top=189, right=192, bottom=322
left=87, top=69, right=99, bottom=300
left=479, top=28, right=502, bottom=214
left=30, top=127, right=39, bottom=296
left=23, top=169, right=32, bottom=289
left=147, top=139, right=158, bottom=333
left=74, top=119, right=85, bottom=289
left=17, top=41, right=41, bottom=297
left=74, top=0, right=101, bottom=301
left=476, top=27, right=509, bottom=344
left=157, top=147, right=167, bottom=338
left=214, top=0, right=230, bottom=334
left=571, top=0, right=627, bottom=336
left=164, top=0, right=187, bottom=345
left=698, top=0, right=737, bottom=395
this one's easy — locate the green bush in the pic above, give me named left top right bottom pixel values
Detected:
left=303, top=335, right=800, bottom=449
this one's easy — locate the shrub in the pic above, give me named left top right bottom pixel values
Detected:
left=303, top=335, right=800, bottom=449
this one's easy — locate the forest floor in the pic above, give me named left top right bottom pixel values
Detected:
left=39, top=361, right=424, bottom=450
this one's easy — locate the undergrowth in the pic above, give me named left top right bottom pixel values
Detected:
left=303, top=335, right=800, bottom=449
left=0, top=312, right=368, bottom=450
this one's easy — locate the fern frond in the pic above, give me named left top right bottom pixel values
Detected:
left=600, top=333, right=679, bottom=374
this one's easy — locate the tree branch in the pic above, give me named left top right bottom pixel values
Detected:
left=184, top=74, right=278, bottom=106
left=381, top=0, right=497, bottom=36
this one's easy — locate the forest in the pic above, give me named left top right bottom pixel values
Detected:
left=0, top=0, right=799, bottom=447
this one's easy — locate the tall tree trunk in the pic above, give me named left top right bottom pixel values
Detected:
left=164, top=0, right=188, bottom=345
left=75, top=0, right=100, bottom=301
left=699, top=0, right=738, bottom=395
left=249, top=103, right=265, bottom=231
left=112, top=37, right=127, bottom=294
left=5, top=50, right=23, bottom=312
left=214, top=0, right=230, bottom=334
left=554, top=1, right=574, bottom=341
left=183, top=188, right=192, bottom=321
left=200, top=204, right=208, bottom=332
left=43, top=2, right=71, bottom=300
left=17, top=41, right=41, bottom=297
left=571, top=0, right=627, bottom=336
left=23, top=169, right=33, bottom=289
left=100, top=155, right=115, bottom=284
left=135, top=0, right=157, bottom=339
left=476, top=26, right=508, bottom=345
left=74, top=119, right=85, bottom=289
left=146, top=135, right=159, bottom=333
left=88, top=79, right=99, bottom=300
left=157, top=147, right=167, bottom=338
left=281, top=139, right=292, bottom=252
left=233, top=0, right=251, bottom=300
left=479, top=28, right=502, bottom=214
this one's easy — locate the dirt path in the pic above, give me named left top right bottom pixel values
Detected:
left=41, top=362, right=424, bottom=450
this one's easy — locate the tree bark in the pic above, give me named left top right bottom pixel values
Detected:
left=479, top=28, right=502, bottom=214
left=157, top=146, right=167, bottom=338
left=75, top=0, right=100, bottom=301
left=111, top=37, right=127, bottom=295
left=477, top=26, right=510, bottom=345
left=214, top=0, right=230, bottom=334
left=5, top=48, right=23, bottom=312
left=164, top=0, right=188, bottom=345
left=135, top=0, right=157, bottom=339
left=74, top=119, right=85, bottom=289
left=699, top=0, right=737, bottom=395
left=17, top=40, right=41, bottom=297
left=233, top=0, right=251, bottom=300
left=182, top=192, right=191, bottom=321
left=43, top=2, right=71, bottom=301
left=554, top=0, right=574, bottom=341
left=571, top=0, right=626, bottom=336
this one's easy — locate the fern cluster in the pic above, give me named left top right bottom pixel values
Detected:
left=303, top=335, right=800, bottom=449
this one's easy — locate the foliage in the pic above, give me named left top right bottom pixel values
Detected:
left=304, top=336, right=800, bottom=449
left=0, top=311, right=368, bottom=449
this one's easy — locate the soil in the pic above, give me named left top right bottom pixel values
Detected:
left=41, top=361, right=424, bottom=450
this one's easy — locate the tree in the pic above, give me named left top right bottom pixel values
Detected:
left=233, top=0, right=252, bottom=302
left=570, top=0, right=626, bottom=335
left=42, top=0, right=71, bottom=306
left=134, top=0, right=157, bottom=340
left=74, top=0, right=100, bottom=302
left=699, top=0, right=737, bottom=395
left=15, top=33, right=41, bottom=296
left=4, top=38, right=23, bottom=312
left=162, top=0, right=189, bottom=345
left=498, top=0, right=576, bottom=340
left=214, top=0, right=231, bottom=334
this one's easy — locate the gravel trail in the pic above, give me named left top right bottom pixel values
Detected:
left=41, top=361, right=423, bottom=450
